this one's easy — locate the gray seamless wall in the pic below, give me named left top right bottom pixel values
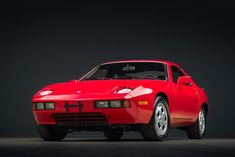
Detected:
left=0, top=0, right=234, bottom=137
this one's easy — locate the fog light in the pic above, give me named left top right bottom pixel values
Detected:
left=45, top=102, right=55, bottom=110
left=95, top=101, right=109, bottom=108
left=35, top=102, right=44, bottom=110
left=110, top=100, right=122, bottom=108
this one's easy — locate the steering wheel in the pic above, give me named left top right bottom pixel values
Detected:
left=141, top=74, right=157, bottom=80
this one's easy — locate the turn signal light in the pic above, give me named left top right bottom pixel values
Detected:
left=123, top=100, right=131, bottom=108
left=137, top=100, right=149, bottom=105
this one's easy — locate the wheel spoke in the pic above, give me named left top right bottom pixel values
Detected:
left=198, top=109, right=205, bottom=135
left=154, top=102, right=168, bottom=136
left=156, top=117, right=160, bottom=123
left=163, top=120, right=167, bottom=126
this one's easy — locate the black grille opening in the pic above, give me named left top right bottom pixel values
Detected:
left=52, top=112, right=108, bottom=124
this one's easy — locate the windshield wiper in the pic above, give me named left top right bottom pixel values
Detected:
left=117, top=75, right=142, bottom=80
left=83, top=77, right=113, bottom=80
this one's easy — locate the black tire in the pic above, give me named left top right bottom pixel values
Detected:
left=140, top=96, right=170, bottom=141
left=186, top=108, right=206, bottom=139
left=36, top=125, right=67, bottom=141
left=103, top=128, right=123, bottom=141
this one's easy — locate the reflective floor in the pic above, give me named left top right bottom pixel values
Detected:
left=0, top=135, right=234, bottom=157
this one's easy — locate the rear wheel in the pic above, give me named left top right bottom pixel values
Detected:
left=103, top=128, right=123, bottom=141
left=36, top=125, right=67, bottom=141
left=186, top=108, right=206, bottom=139
left=140, top=96, right=170, bottom=141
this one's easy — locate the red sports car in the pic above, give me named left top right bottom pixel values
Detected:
left=32, top=60, right=208, bottom=141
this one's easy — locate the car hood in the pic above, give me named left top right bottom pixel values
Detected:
left=33, top=80, right=168, bottom=101
left=42, top=80, right=156, bottom=94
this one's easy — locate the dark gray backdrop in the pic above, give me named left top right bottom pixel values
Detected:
left=0, top=0, right=234, bottom=137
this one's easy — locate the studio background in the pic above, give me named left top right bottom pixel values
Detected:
left=0, top=0, right=234, bottom=137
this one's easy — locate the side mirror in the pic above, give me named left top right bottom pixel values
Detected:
left=177, top=76, right=192, bottom=86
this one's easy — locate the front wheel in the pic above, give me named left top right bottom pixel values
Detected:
left=186, top=108, right=206, bottom=139
left=140, top=96, right=170, bottom=141
left=36, top=125, right=67, bottom=141
left=103, top=128, right=123, bottom=141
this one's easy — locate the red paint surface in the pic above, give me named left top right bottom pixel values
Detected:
left=32, top=60, right=208, bottom=127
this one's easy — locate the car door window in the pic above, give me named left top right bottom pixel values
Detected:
left=171, top=66, right=185, bottom=83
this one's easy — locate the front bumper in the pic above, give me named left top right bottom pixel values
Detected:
left=33, top=100, right=138, bottom=125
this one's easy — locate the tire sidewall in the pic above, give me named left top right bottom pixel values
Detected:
left=104, top=128, right=123, bottom=141
left=198, top=108, right=206, bottom=138
left=152, top=96, right=170, bottom=140
left=37, top=125, right=67, bottom=141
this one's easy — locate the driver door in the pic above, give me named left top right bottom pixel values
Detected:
left=171, top=66, right=198, bottom=122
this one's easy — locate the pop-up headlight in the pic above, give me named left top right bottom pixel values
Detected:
left=116, top=88, right=132, bottom=94
left=39, top=90, right=53, bottom=96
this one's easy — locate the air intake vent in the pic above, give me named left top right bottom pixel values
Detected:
left=52, top=112, right=108, bottom=125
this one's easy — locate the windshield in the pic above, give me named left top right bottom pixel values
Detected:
left=81, top=62, right=168, bottom=80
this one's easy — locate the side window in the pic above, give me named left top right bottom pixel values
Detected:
left=91, top=68, right=107, bottom=79
left=171, top=66, right=185, bottom=83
